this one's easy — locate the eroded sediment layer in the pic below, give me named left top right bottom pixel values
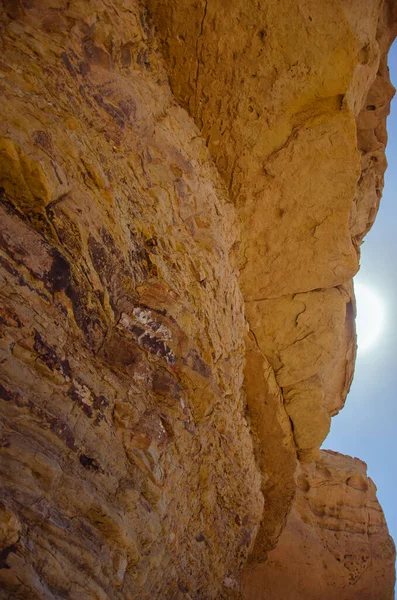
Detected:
left=149, top=0, right=396, bottom=455
left=0, top=2, right=263, bottom=597
left=0, top=0, right=396, bottom=598
left=149, top=0, right=397, bottom=568
left=242, top=451, right=396, bottom=600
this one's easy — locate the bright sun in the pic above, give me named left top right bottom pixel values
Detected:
left=354, top=282, right=385, bottom=353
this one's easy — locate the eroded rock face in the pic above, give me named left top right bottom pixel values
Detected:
left=148, top=0, right=397, bottom=570
left=148, top=0, right=396, bottom=461
left=241, top=451, right=396, bottom=600
left=0, top=0, right=395, bottom=599
left=0, top=2, right=263, bottom=598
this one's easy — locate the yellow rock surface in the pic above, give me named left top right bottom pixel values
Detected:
left=149, top=0, right=396, bottom=462
left=242, top=451, right=396, bottom=600
left=0, top=0, right=396, bottom=598
left=0, top=2, right=263, bottom=597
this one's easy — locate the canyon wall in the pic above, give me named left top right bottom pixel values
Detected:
left=148, top=0, right=397, bottom=584
left=242, top=450, right=396, bottom=600
left=0, top=0, right=395, bottom=598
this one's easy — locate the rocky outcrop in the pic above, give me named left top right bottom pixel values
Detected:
left=148, top=0, right=397, bottom=568
left=0, top=0, right=395, bottom=599
left=148, top=0, right=396, bottom=458
left=0, top=2, right=263, bottom=597
left=242, top=451, right=396, bottom=600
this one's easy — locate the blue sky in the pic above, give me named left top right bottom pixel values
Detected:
left=325, top=41, right=397, bottom=559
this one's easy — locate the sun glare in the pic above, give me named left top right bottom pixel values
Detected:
left=354, top=282, right=385, bottom=353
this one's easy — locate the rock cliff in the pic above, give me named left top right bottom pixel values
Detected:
left=242, top=451, right=396, bottom=600
left=0, top=1, right=395, bottom=599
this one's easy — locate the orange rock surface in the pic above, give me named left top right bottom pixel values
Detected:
left=242, top=451, right=396, bottom=600
left=0, top=1, right=395, bottom=598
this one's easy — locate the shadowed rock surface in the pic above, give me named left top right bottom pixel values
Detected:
left=0, top=0, right=395, bottom=598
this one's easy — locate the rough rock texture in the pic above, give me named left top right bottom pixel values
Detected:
left=148, top=0, right=397, bottom=461
left=0, top=2, right=264, bottom=598
left=0, top=0, right=396, bottom=599
left=148, top=0, right=397, bottom=570
left=242, top=451, right=396, bottom=600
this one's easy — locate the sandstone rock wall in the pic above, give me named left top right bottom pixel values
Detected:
left=0, top=0, right=395, bottom=598
left=148, top=0, right=397, bottom=569
left=241, top=451, right=396, bottom=600
left=0, top=2, right=264, bottom=597
left=148, top=0, right=396, bottom=458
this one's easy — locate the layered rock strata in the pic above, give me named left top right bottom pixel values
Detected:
left=148, top=0, right=397, bottom=458
left=148, top=0, right=397, bottom=569
left=0, top=2, right=263, bottom=597
left=0, top=0, right=395, bottom=598
left=242, top=451, right=396, bottom=600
